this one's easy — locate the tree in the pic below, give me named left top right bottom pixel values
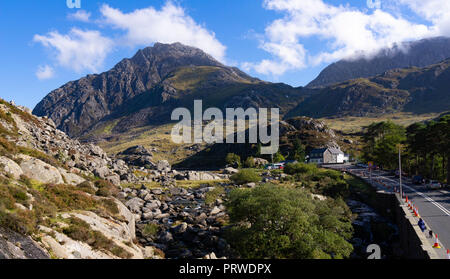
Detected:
left=225, top=153, right=241, bottom=168
left=362, top=121, right=406, bottom=169
left=273, top=152, right=285, bottom=163
left=292, top=138, right=306, bottom=162
left=225, top=184, right=353, bottom=259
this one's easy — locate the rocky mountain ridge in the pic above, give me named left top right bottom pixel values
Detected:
left=307, top=36, right=450, bottom=88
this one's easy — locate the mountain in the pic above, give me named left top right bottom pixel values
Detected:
left=288, top=58, right=450, bottom=118
left=33, top=43, right=307, bottom=138
left=307, top=37, right=450, bottom=88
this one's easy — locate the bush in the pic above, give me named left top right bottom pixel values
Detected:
left=205, top=187, right=225, bottom=205
left=230, top=169, right=261, bottom=185
left=95, top=180, right=119, bottom=197
left=284, top=163, right=317, bottom=175
left=141, top=223, right=160, bottom=238
left=225, top=184, right=353, bottom=259
left=225, top=153, right=241, bottom=168
left=244, top=157, right=255, bottom=168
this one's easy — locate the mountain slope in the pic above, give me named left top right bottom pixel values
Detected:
left=33, top=43, right=307, bottom=138
left=307, top=37, right=450, bottom=88
left=288, top=58, right=450, bottom=118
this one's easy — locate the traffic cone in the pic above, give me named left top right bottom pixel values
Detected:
left=414, top=206, right=419, bottom=217
left=433, top=234, right=441, bottom=249
left=405, top=195, right=409, bottom=203
left=447, top=249, right=450, bottom=259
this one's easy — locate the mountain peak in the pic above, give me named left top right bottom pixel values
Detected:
left=128, top=42, right=223, bottom=70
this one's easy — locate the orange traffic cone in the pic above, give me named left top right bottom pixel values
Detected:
left=433, top=234, right=441, bottom=249
left=414, top=206, right=419, bottom=217
left=447, top=249, right=450, bottom=259
left=405, top=196, right=409, bottom=203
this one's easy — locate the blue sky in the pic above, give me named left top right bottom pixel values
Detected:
left=1, top=0, right=448, bottom=109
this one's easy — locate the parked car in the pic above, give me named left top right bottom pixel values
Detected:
left=426, top=180, right=442, bottom=190
left=265, top=163, right=285, bottom=170
left=412, top=175, right=425, bottom=185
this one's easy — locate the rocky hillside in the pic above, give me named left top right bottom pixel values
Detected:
left=288, top=58, right=450, bottom=118
left=33, top=42, right=307, bottom=139
left=307, top=37, right=450, bottom=88
left=0, top=98, right=245, bottom=259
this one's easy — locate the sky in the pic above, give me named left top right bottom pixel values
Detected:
left=1, top=0, right=450, bottom=109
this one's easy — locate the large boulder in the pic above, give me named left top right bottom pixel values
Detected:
left=0, top=156, right=23, bottom=179
left=19, top=155, right=64, bottom=184
left=156, top=160, right=171, bottom=172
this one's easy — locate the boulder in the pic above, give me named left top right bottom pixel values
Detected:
left=223, top=167, right=238, bottom=174
left=106, top=174, right=121, bottom=186
left=0, top=156, right=23, bottom=179
left=125, top=197, right=145, bottom=213
left=93, top=166, right=110, bottom=179
left=156, top=160, right=171, bottom=171
left=19, top=155, right=64, bottom=184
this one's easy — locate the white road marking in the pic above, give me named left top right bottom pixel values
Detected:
left=382, top=176, right=450, bottom=216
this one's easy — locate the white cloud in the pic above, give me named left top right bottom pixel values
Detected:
left=100, top=2, right=226, bottom=62
left=33, top=28, right=113, bottom=73
left=36, top=65, right=55, bottom=80
left=396, top=0, right=450, bottom=35
left=245, top=0, right=439, bottom=76
left=68, top=10, right=91, bottom=22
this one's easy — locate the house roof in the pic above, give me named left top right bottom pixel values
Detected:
left=328, top=148, right=344, bottom=155
left=309, top=147, right=344, bottom=157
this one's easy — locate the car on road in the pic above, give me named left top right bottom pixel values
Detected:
left=426, top=180, right=442, bottom=190
left=413, top=175, right=425, bottom=185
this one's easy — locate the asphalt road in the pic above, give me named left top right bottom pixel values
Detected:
left=326, top=164, right=450, bottom=258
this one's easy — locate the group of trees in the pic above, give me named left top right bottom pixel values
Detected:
left=361, top=115, right=450, bottom=184
left=224, top=138, right=307, bottom=168
left=225, top=184, right=353, bottom=259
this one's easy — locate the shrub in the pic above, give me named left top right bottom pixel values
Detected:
left=100, top=198, right=119, bottom=215
left=230, top=169, right=261, bottom=185
left=95, top=180, right=119, bottom=197
left=141, top=223, right=160, bottom=238
left=205, top=187, right=225, bottom=205
left=77, top=181, right=96, bottom=195
left=243, top=157, right=256, bottom=168
left=284, top=163, right=317, bottom=175
left=225, top=153, right=241, bottom=168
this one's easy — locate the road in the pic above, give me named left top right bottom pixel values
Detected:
left=326, top=164, right=450, bottom=259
